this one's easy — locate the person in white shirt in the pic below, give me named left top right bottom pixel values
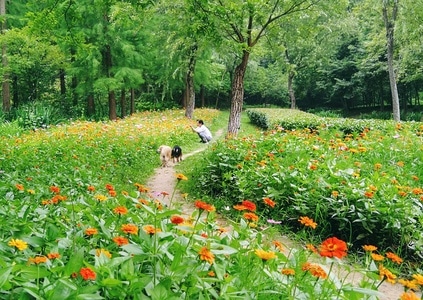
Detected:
left=191, top=119, right=212, bottom=143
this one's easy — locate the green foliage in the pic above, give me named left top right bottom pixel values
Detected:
left=12, top=103, right=63, bottom=130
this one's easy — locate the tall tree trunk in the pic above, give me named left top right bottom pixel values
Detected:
left=185, top=44, right=197, bottom=119
left=109, top=90, right=117, bottom=120
left=228, top=50, right=250, bottom=136
left=1, top=0, right=10, bottom=113
left=200, top=84, right=205, bottom=107
left=87, top=94, right=95, bottom=116
left=120, top=89, right=126, bottom=118
left=382, top=0, right=400, bottom=122
left=288, top=71, right=296, bottom=109
left=130, top=88, right=135, bottom=114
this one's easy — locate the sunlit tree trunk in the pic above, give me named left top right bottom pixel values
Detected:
left=185, top=44, right=197, bottom=119
left=382, top=0, right=400, bottom=122
left=228, top=50, right=249, bottom=136
left=1, top=0, right=10, bottom=113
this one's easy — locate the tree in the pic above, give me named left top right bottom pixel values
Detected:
left=382, top=0, right=400, bottom=121
left=0, top=0, right=10, bottom=113
left=193, top=0, right=326, bottom=136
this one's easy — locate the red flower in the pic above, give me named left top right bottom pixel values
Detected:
left=241, top=200, right=256, bottom=211
left=113, top=236, right=129, bottom=246
left=80, top=267, right=96, bottom=280
left=319, top=237, right=348, bottom=259
left=170, top=215, right=185, bottom=225
left=263, top=197, right=276, bottom=208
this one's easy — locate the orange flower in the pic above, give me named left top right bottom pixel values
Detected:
left=47, top=252, right=61, bottom=260
left=298, top=216, right=317, bottom=229
left=113, top=206, right=128, bottom=215
left=105, top=184, right=114, bottom=191
left=233, top=204, right=247, bottom=211
left=121, top=224, right=138, bottom=235
left=364, top=191, right=374, bottom=198
left=319, top=237, right=348, bottom=259
left=362, top=245, right=377, bottom=252
left=79, top=267, right=96, bottom=281
left=135, top=183, right=149, bottom=193
left=379, top=264, right=397, bottom=284
left=272, top=240, right=284, bottom=252
left=143, top=225, right=161, bottom=235
left=85, top=228, right=98, bottom=236
left=371, top=253, right=385, bottom=261
left=331, top=191, right=339, bottom=198
left=400, top=291, right=420, bottom=300
left=281, top=268, right=295, bottom=276
left=398, top=279, right=419, bottom=291
left=243, top=212, right=259, bottom=222
left=263, top=197, right=276, bottom=208
left=87, top=185, right=96, bottom=192
left=255, top=249, right=276, bottom=261
left=386, top=252, right=403, bottom=264
left=302, top=262, right=327, bottom=279
left=15, top=184, right=24, bottom=191
left=28, top=256, right=48, bottom=264
left=170, top=215, right=185, bottom=225
left=113, top=236, right=129, bottom=246
left=50, top=186, right=60, bottom=194
left=208, top=271, right=216, bottom=277
left=306, top=244, right=318, bottom=254
left=198, top=246, right=214, bottom=264
left=108, top=190, right=117, bottom=197
left=194, top=200, right=215, bottom=212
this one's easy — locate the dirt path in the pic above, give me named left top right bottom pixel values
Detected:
left=146, top=129, right=417, bottom=300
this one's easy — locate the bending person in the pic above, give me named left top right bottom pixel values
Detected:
left=191, top=119, right=212, bottom=143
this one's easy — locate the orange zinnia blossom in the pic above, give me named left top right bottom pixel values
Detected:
left=272, top=240, right=284, bottom=252
left=121, top=224, right=138, bottom=235
left=87, top=185, right=96, bottom=192
left=362, top=245, right=377, bottom=252
left=371, top=253, right=384, bottom=261
left=400, top=291, right=420, bottom=300
left=281, top=268, right=295, bottom=276
left=198, top=246, right=214, bottom=264
left=379, top=264, right=396, bottom=284
left=263, top=197, right=276, bottom=208
left=170, top=215, right=185, bottom=225
left=113, top=236, right=129, bottom=246
left=47, top=252, right=61, bottom=260
left=233, top=204, right=247, bottom=211
left=143, top=225, right=161, bottom=235
left=306, top=243, right=318, bottom=254
left=85, top=228, right=98, bottom=236
left=398, top=279, right=419, bottom=291
left=243, top=212, right=259, bottom=222
left=255, top=249, right=277, bottom=261
left=105, top=184, right=114, bottom=191
left=15, top=184, right=24, bottom=191
left=298, top=216, right=317, bottom=229
left=241, top=200, right=256, bottom=211
left=50, top=186, right=60, bottom=194
left=194, top=200, right=215, bottom=212
left=319, top=237, right=348, bottom=259
left=386, top=252, right=403, bottom=264
left=108, top=190, right=117, bottom=197
left=80, top=267, right=96, bottom=281
left=302, top=262, right=327, bottom=279
left=28, top=256, right=48, bottom=264
left=113, top=206, right=128, bottom=215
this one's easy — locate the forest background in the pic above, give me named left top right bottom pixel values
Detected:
left=1, top=0, right=423, bottom=132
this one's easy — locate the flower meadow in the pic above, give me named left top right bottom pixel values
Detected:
left=0, top=108, right=422, bottom=299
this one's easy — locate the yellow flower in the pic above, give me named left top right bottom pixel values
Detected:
left=379, top=264, right=397, bottom=284
left=96, top=249, right=112, bottom=259
left=400, top=291, right=420, bottom=300
left=412, top=274, right=423, bottom=285
left=298, top=216, right=317, bottom=229
left=255, top=249, right=277, bottom=261
left=94, top=194, right=108, bottom=202
left=8, top=239, right=28, bottom=251
left=175, top=173, right=188, bottom=181
left=362, top=245, right=377, bottom=252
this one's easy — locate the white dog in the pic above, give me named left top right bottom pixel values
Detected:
left=157, top=145, right=172, bottom=167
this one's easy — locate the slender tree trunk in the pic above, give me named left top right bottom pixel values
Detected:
left=200, top=84, right=205, bottom=107
left=1, top=0, right=10, bottom=113
left=120, top=89, right=126, bottom=118
left=185, top=44, right=197, bottom=119
left=87, top=94, right=95, bottom=116
left=228, top=50, right=250, bottom=136
left=130, top=88, right=135, bottom=114
left=288, top=71, right=296, bottom=109
left=382, top=0, right=400, bottom=122
left=109, top=90, right=117, bottom=120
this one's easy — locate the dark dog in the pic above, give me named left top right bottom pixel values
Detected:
left=171, top=145, right=183, bottom=163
